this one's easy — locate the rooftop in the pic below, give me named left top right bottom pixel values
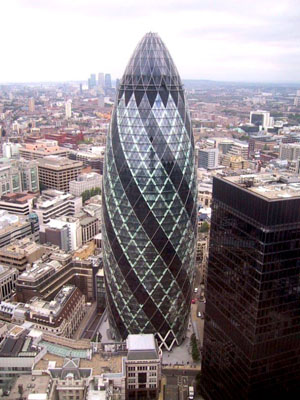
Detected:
left=0, top=211, right=29, bottom=235
left=37, top=156, right=83, bottom=170
left=7, top=374, right=50, bottom=400
left=127, top=334, right=156, bottom=351
left=29, top=285, right=76, bottom=318
left=34, top=352, right=123, bottom=375
left=223, top=173, right=300, bottom=200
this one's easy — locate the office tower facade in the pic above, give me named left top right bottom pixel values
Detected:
left=201, top=174, right=300, bottom=400
left=102, top=32, right=197, bottom=349
left=88, top=73, right=97, bottom=89
left=104, top=73, right=112, bottom=89
left=98, top=72, right=105, bottom=88
left=37, top=156, right=82, bottom=192
left=198, top=148, right=219, bottom=169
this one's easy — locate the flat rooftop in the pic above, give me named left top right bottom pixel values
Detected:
left=37, top=156, right=83, bottom=170
left=7, top=374, right=50, bottom=400
left=222, top=173, right=300, bottom=200
left=34, top=352, right=123, bottom=375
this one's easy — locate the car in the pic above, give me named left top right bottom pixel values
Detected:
left=191, top=299, right=196, bottom=304
left=197, top=311, right=202, bottom=318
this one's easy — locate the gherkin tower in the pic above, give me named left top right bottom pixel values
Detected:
left=102, top=32, right=197, bottom=350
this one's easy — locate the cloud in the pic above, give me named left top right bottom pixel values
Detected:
left=1, top=0, right=300, bottom=82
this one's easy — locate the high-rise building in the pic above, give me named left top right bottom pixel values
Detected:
left=104, top=73, right=112, bottom=89
left=98, top=72, right=105, bottom=88
left=102, top=32, right=197, bottom=350
left=65, top=99, right=72, bottom=119
left=28, top=97, right=35, bottom=112
left=88, top=73, right=97, bottom=90
left=201, top=173, right=300, bottom=400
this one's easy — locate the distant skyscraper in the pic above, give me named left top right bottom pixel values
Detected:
left=115, top=78, right=120, bottom=90
left=201, top=174, right=300, bottom=400
left=102, top=32, right=197, bottom=350
left=98, top=72, right=105, bottom=88
left=104, top=73, right=112, bottom=89
left=28, top=97, right=35, bottom=112
left=65, top=99, right=72, bottom=119
left=88, top=74, right=97, bottom=89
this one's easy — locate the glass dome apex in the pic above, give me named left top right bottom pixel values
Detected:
left=120, top=32, right=182, bottom=92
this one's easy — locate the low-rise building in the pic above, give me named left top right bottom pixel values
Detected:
left=49, top=358, right=92, bottom=400
left=0, top=238, right=46, bottom=272
left=80, top=216, right=99, bottom=244
left=33, top=190, right=82, bottom=225
left=0, top=329, right=47, bottom=391
left=7, top=374, right=53, bottom=400
left=125, top=334, right=162, bottom=400
left=19, top=139, right=69, bottom=160
left=16, top=252, right=95, bottom=303
left=0, top=265, right=18, bottom=301
left=40, top=216, right=82, bottom=251
left=37, top=156, right=83, bottom=192
left=69, top=172, right=102, bottom=197
left=0, top=210, right=39, bottom=248
left=0, top=192, right=37, bottom=215
left=26, top=285, right=85, bottom=338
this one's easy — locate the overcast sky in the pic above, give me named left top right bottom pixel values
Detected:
left=1, top=0, right=300, bottom=83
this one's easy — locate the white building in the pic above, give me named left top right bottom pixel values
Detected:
left=198, top=148, right=219, bottom=169
left=250, top=110, right=274, bottom=131
left=40, top=216, right=82, bottom=251
left=2, top=142, right=21, bottom=158
left=65, top=99, right=72, bottom=119
left=125, top=334, right=162, bottom=399
left=33, top=190, right=82, bottom=225
left=69, top=172, right=102, bottom=197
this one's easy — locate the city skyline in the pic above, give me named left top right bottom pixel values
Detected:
left=1, top=0, right=300, bottom=83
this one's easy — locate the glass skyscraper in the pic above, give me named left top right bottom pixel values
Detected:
left=202, top=174, right=300, bottom=400
left=102, top=32, right=197, bottom=350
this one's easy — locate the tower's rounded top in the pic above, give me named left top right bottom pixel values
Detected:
left=120, top=32, right=182, bottom=91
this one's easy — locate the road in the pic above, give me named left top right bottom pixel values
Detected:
left=163, top=367, right=200, bottom=400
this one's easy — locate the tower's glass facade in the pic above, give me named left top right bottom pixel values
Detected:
left=202, top=176, right=300, bottom=400
left=102, top=33, right=197, bottom=349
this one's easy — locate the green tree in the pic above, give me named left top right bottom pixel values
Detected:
left=199, top=221, right=210, bottom=233
left=190, top=333, right=200, bottom=362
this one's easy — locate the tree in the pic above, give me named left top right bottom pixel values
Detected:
left=81, top=187, right=101, bottom=203
left=190, top=333, right=200, bottom=362
left=199, top=221, right=210, bottom=233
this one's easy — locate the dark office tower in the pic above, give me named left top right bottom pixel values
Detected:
left=201, top=174, right=300, bottom=400
left=105, top=73, right=112, bottom=89
left=102, top=32, right=197, bottom=350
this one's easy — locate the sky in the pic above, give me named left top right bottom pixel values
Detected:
left=1, top=0, right=300, bottom=83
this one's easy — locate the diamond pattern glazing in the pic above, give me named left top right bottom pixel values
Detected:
left=102, top=32, right=197, bottom=350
